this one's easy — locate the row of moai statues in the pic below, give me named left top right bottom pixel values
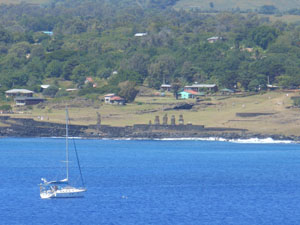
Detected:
left=150, top=114, right=184, bottom=125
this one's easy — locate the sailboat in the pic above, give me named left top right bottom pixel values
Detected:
left=40, top=108, right=86, bottom=199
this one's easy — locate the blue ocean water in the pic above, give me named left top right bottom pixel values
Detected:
left=1, top=138, right=300, bottom=225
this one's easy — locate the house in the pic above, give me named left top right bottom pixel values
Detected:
left=84, top=77, right=98, bottom=87
left=110, top=96, right=125, bottom=105
left=179, top=90, right=204, bottom=99
left=85, top=77, right=94, bottom=84
left=134, top=33, right=147, bottom=37
left=161, top=84, right=172, bottom=91
left=42, top=31, right=53, bottom=36
left=15, top=97, right=45, bottom=106
left=104, top=93, right=116, bottom=104
left=242, top=47, right=254, bottom=53
left=207, top=36, right=223, bottom=43
left=184, top=84, right=218, bottom=92
left=40, top=85, right=50, bottom=92
left=267, top=84, right=279, bottom=91
left=5, top=89, right=34, bottom=98
left=41, top=85, right=50, bottom=89
left=220, top=88, right=235, bottom=95
left=66, top=88, right=78, bottom=92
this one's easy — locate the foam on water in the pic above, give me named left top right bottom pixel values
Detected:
left=47, top=136, right=295, bottom=144
left=159, top=137, right=294, bottom=144
left=229, top=137, right=293, bottom=144
left=87, top=137, right=295, bottom=144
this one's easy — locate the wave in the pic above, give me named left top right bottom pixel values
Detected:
left=48, top=137, right=83, bottom=139
left=47, top=136, right=295, bottom=144
left=229, top=138, right=294, bottom=144
left=159, top=137, right=294, bottom=144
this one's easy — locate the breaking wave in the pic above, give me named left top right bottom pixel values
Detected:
left=159, top=137, right=294, bottom=144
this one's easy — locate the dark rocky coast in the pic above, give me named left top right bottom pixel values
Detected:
left=0, top=116, right=297, bottom=141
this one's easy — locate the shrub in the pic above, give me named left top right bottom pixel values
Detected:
left=43, top=86, right=59, bottom=98
left=0, top=104, right=12, bottom=111
left=292, top=97, right=300, bottom=107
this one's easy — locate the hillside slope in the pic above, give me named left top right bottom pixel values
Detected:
left=0, top=0, right=48, bottom=4
left=175, top=0, right=300, bottom=11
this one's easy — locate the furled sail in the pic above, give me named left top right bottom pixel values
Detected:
left=41, top=178, right=68, bottom=185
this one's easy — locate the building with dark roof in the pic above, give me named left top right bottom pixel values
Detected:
left=15, top=97, right=45, bottom=106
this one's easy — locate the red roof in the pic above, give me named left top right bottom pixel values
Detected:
left=86, top=77, right=94, bottom=82
left=110, top=96, right=124, bottom=101
left=184, top=89, right=199, bottom=95
left=104, top=93, right=115, bottom=97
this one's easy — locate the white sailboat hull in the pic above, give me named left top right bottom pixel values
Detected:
left=40, top=108, right=86, bottom=199
left=40, top=187, right=86, bottom=199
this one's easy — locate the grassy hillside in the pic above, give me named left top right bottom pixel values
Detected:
left=175, top=0, right=300, bottom=11
left=0, top=0, right=48, bottom=4
left=6, top=91, right=300, bottom=137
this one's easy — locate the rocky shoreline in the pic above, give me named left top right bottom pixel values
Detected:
left=0, top=116, right=298, bottom=141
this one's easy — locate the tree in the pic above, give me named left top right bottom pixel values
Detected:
left=148, top=55, right=176, bottom=88
left=26, top=57, right=45, bottom=82
left=9, top=42, right=31, bottom=58
left=108, top=69, right=144, bottom=85
left=181, top=61, right=196, bottom=83
left=259, top=5, right=278, bottom=15
left=46, top=60, right=63, bottom=78
left=276, top=75, right=300, bottom=88
left=248, top=79, right=260, bottom=91
left=70, top=19, right=87, bottom=34
left=292, top=97, right=300, bottom=107
left=118, top=81, right=139, bottom=103
left=171, top=79, right=182, bottom=100
left=43, top=86, right=59, bottom=98
left=250, top=26, right=279, bottom=49
left=0, top=26, right=12, bottom=43
left=62, top=59, right=79, bottom=80
left=121, top=53, right=149, bottom=78
left=0, top=104, right=12, bottom=111
left=71, top=64, right=88, bottom=85
left=30, top=45, right=45, bottom=59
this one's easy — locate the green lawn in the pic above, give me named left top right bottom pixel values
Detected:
left=5, top=91, right=300, bottom=137
left=0, top=0, right=49, bottom=4
left=175, top=0, right=300, bottom=11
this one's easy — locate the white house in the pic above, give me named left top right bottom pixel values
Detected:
left=207, top=36, right=223, bottom=43
left=104, top=93, right=116, bottom=104
left=5, top=89, right=34, bottom=98
left=134, top=33, right=147, bottom=37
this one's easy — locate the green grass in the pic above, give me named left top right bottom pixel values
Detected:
left=0, top=0, right=49, bottom=4
left=5, top=91, right=300, bottom=137
left=264, top=14, right=300, bottom=23
left=174, top=0, right=300, bottom=11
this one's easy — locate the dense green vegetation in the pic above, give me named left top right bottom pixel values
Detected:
left=1, top=0, right=300, bottom=99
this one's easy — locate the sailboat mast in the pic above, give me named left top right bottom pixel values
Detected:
left=66, top=107, right=69, bottom=181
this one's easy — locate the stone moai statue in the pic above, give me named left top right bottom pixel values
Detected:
left=96, top=112, right=101, bottom=131
left=154, top=115, right=160, bottom=125
left=163, top=114, right=168, bottom=125
left=179, top=114, right=184, bottom=125
left=171, top=115, right=176, bottom=125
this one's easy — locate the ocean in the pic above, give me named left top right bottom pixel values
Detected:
left=1, top=138, right=300, bottom=225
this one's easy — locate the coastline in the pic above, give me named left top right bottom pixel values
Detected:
left=0, top=116, right=298, bottom=143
